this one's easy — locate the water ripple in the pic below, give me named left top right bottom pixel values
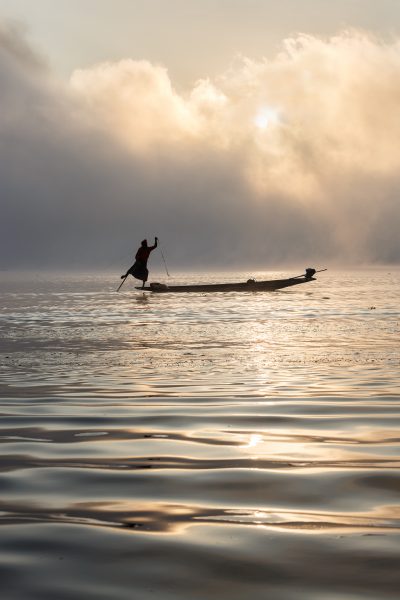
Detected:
left=0, top=270, right=399, bottom=599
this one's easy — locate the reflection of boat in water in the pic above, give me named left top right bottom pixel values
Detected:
left=137, top=268, right=326, bottom=294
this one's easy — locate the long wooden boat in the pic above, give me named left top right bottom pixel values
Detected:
left=136, top=268, right=325, bottom=294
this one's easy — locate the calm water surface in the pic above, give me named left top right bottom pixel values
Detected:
left=0, top=269, right=399, bottom=599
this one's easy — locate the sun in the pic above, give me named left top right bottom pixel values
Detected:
left=254, top=107, right=280, bottom=130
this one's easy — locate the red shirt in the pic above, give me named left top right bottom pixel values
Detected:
left=135, top=244, right=156, bottom=264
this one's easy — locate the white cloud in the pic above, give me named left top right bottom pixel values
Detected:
left=1, top=27, right=400, bottom=268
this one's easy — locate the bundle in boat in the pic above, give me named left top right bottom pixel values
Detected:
left=150, top=282, right=169, bottom=291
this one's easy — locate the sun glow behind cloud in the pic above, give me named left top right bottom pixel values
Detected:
left=254, top=107, right=281, bottom=130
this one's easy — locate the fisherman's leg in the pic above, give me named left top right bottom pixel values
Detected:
left=141, top=269, right=149, bottom=289
left=121, top=264, right=134, bottom=279
left=142, top=268, right=149, bottom=288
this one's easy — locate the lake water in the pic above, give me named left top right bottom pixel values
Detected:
left=0, top=268, right=399, bottom=599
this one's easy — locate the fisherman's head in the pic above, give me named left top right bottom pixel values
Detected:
left=141, top=239, right=147, bottom=247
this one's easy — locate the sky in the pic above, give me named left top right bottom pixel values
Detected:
left=1, top=0, right=400, bottom=269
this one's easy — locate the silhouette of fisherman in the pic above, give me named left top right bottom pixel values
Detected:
left=121, top=237, right=158, bottom=288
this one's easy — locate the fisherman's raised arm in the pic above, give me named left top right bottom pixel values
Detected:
left=149, top=237, right=158, bottom=251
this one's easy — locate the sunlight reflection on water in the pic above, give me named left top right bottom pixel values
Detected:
left=1, top=269, right=399, bottom=398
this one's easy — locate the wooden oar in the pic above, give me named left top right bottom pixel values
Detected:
left=117, top=275, right=128, bottom=292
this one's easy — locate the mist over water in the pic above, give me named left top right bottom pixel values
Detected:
left=0, top=268, right=399, bottom=599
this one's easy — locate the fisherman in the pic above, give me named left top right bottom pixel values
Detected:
left=121, top=237, right=158, bottom=288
